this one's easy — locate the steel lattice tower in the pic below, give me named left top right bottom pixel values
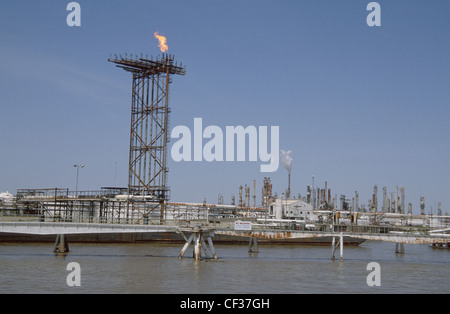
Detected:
left=109, top=54, right=185, bottom=222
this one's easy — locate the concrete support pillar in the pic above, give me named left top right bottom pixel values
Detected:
left=178, top=233, right=194, bottom=259
left=331, top=233, right=343, bottom=261
left=331, top=236, right=336, bottom=260
left=207, top=236, right=218, bottom=259
left=395, top=242, right=405, bottom=254
left=248, top=237, right=258, bottom=253
left=53, top=234, right=69, bottom=253
left=194, top=233, right=202, bottom=261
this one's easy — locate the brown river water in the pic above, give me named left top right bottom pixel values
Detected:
left=0, top=240, right=448, bottom=294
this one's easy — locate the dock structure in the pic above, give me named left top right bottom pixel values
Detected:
left=178, top=225, right=217, bottom=261
left=1, top=188, right=449, bottom=260
left=214, top=228, right=450, bottom=245
left=0, top=218, right=449, bottom=260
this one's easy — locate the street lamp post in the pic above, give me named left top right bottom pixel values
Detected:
left=73, top=164, right=85, bottom=196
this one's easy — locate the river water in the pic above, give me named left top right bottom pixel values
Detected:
left=0, top=240, right=448, bottom=294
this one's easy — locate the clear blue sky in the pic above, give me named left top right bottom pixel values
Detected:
left=1, top=0, right=449, bottom=214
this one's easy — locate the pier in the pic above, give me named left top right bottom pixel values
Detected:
left=0, top=215, right=448, bottom=260
left=1, top=188, right=449, bottom=260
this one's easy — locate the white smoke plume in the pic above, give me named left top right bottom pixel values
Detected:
left=280, top=150, right=293, bottom=174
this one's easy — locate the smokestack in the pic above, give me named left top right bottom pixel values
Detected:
left=287, top=173, right=291, bottom=199
left=239, top=186, right=243, bottom=207
left=280, top=150, right=293, bottom=199
left=245, top=185, right=250, bottom=207
left=400, top=187, right=405, bottom=214
left=373, top=185, right=378, bottom=212
left=307, top=186, right=311, bottom=204
left=420, top=197, right=425, bottom=215
left=391, top=192, right=395, bottom=213
left=253, top=180, right=256, bottom=208
left=395, top=187, right=399, bottom=213
left=382, top=186, right=388, bottom=213
left=318, top=188, right=321, bottom=207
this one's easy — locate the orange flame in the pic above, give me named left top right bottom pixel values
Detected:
left=154, top=32, right=168, bottom=53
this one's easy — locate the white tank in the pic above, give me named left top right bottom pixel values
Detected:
left=0, top=191, right=14, bottom=201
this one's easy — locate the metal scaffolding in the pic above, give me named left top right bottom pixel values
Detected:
left=109, top=54, right=186, bottom=222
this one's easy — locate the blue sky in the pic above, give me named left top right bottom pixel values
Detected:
left=0, top=1, right=449, bottom=214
